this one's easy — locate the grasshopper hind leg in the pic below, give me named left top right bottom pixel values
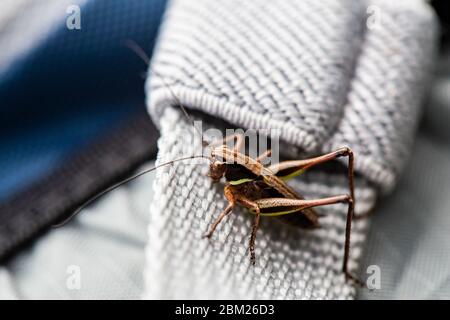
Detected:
left=236, top=196, right=261, bottom=265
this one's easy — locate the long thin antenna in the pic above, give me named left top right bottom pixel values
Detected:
left=124, top=40, right=206, bottom=145
left=52, top=155, right=208, bottom=228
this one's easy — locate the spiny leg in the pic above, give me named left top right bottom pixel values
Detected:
left=203, top=184, right=236, bottom=239
left=203, top=203, right=233, bottom=239
left=250, top=214, right=260, bottom=265
left=236, top=196, right=261, bottom=265
left=204, top=186, right=263, bottom=264
left=254, top=195, right=350, bottom=213
left=254, top=194, right=363, bottom=286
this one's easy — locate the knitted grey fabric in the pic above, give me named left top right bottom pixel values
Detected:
left=144, top=0, right=437, bottom=299
left=360, top=49, right=450, bottom=299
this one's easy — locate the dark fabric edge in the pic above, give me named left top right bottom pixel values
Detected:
left=0, top=109, right=159, bottom=263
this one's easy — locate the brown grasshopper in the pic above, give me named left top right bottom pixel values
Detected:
left=54, top=41, right=364, bottom=286
left=200, top=132, right=360, bottom=285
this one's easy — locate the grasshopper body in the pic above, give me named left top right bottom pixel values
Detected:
left=206, top=135, right=361, bottom=285
left=210, top=144, right=320, bottom=228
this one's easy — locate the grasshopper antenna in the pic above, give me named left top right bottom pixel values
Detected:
left=52, top=155, right=208, bottom=228
left=124, top=40, right=207, bottom=147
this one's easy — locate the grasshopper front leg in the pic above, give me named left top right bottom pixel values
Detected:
left=203, top=184, right=236, bottom=239
left=204, top=185, right=262, bottom=265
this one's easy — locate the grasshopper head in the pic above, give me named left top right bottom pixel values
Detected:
left=209, top=160, right=226, bottom=182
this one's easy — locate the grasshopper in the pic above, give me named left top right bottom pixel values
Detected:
left=54, top=41, right=364, bottom=286
left=200, top=132, right=360, bottom=285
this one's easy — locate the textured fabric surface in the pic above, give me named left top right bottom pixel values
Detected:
left=149, top=0, right=366, bottom=152
left=0, top=162, right=154, bottom=299
left=360, top=47, right=450, bottom=299
left=144, top=0, right=437, bottom=299
left=148, top=0, right=437, bottom=193
left=360, top=133, right=450, bottom=299
left=324, top=0, right=438, bottom=191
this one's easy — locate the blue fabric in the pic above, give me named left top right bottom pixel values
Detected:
left=0, top=0, right=167, bottom=200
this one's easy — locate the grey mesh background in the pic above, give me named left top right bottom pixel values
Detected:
left=144, top=0, right=437, bottom=299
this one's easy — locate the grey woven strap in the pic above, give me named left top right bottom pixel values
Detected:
left=144, top=0, right=437, bottom=299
